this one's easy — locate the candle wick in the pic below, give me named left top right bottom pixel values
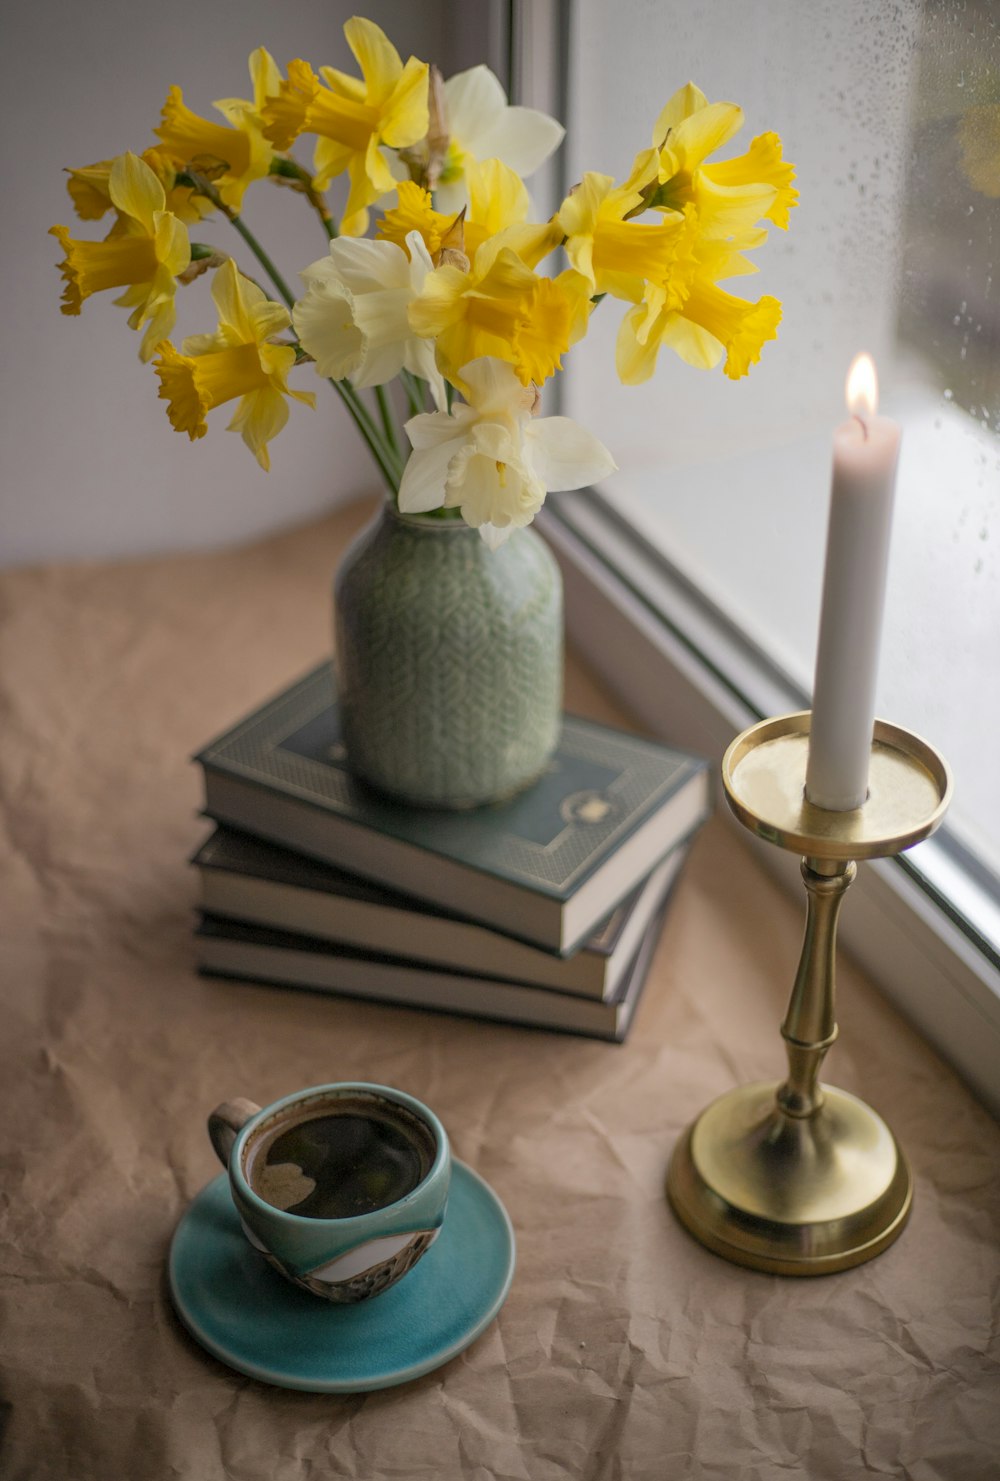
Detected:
left=853, top=413, right=870, bottom=442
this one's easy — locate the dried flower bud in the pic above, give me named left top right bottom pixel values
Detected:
left=433, top=208, right=468, bottom=271
left=437, top=247, right=471, bottom=272
left=178, top=249, right=228, bottom=284
left=424, top=65, right=450, bottom=192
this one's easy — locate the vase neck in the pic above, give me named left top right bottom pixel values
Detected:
left=383, top=500, right=471, bottom=535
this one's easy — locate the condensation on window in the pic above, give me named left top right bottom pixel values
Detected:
left=564, top=0, right=1000, bottom=881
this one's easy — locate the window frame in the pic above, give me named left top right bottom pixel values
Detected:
left=539, top=492, right=1000, bottom=1118
left=502, top=0, right=1000, bottom=1116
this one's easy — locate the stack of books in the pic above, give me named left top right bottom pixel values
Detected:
left=191, top=665, right=711, bottom=1041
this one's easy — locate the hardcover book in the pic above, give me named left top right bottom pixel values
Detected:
left=195, top=664, right=710, bottom=954
left=195, top=890, right=674, bottom=1044
left=193, top=827, right=688, bottom=1001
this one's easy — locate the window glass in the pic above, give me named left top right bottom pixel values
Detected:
left=563, top=0, right=1000, bottom=882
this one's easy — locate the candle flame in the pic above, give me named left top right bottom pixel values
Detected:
left=846, top=352, right=878, bottom=420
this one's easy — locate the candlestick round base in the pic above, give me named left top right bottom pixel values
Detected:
left=722, top=713, right=951, bottom=861
left=666, top=1082, right=912, bottom=1275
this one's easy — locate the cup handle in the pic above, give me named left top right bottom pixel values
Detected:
left=208, top=1098, right=261, bottom=1167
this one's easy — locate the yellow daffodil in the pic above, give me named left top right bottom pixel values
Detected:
left=155, top=48, right=282, bottom=212
left=616, top=222, right=781, bottom=383
left=557, top=167, right=684, bottom=302
left=409, top=240, right=592, bottom=389
left=434, top=65, right=565, bottom=216
left=50, top=152, right=190, bottom=360
left=398, top=356, right=615, bottom=546
left=651, top=83, right=798, bottom=239
left=261, top=19, right=429, bottom=236
left=599, top=86, right=795, bottom=383
left=700, top=131, right=799, bottom=231
left=378, top=162, right=560, bottom=268
left=65, top=146, right=214, bottom=227
left=153, top=258, right=315, bottom=469
left=376, top=180, right=453, bottom=258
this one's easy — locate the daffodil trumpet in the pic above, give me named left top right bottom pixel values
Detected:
left=51, top=17, right=796, bottom=533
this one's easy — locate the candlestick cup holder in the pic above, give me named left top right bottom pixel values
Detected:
left=667, top=712, right=952, bottom=1275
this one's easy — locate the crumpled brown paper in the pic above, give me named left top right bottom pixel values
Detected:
left=1, top=502, right=998, bottom=1480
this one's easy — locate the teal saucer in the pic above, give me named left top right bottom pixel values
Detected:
left=168, top=1161, right=515, bottom=1392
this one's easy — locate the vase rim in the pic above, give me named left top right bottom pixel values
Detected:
left=384, top=499, right=474, bottom=535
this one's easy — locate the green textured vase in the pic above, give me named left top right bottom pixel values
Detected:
left=334, top=502, right=563, bottom=808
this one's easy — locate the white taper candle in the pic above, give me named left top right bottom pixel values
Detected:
left=805, top=354, right=902, bottom=811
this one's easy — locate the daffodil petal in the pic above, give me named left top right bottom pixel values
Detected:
left=109, top=153, right=165, bottom=234
left=328, top=235, right=411, bottom=294
left=472, top=105, right=565, bottom=178
left=444, top=65, right=507, bottom=143
left=653, top=82, right=709, bottom=139
left=402, top=340, right=447, bottom=410
left=249, top=47, right=283, bottom=111
left=293, top=281, right=365, bottom=379
left=404, top=409, right=467, bottom=452
left=525, top=417, right=617, bottom=492
left=398, top=437, right=459, bottom=513
left=656, top=314, right=725, bottom=372
left=227, top=385, right=289, bottom=471
left=181, top=331, right=227, bottom=356
left=660, top=101, right=745, bottom=179
left=153, top=210, right=192, bottom=276
left=460, top=357, right=533, bottom=418
left=344, top=15, right=404, bottom=103
left=249, top=299, right=293, bottom=343
left=477, top=522, right=515, bottom=550
left=616, top=304, right=670, bottom=384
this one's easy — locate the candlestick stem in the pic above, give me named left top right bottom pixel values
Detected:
left=666, top=712, right=951, bottom=1275
left=777, top=858, right=855, bottom=1118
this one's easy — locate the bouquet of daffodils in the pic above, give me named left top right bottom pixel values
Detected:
left=51, top=17, right=796, bottom=547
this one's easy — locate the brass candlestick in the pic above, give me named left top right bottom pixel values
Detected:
left=667, top=712, right=952, bottom=1276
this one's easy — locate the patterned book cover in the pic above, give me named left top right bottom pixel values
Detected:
left=195, top=664, right=710, bottom=950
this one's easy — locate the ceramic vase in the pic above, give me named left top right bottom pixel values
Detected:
left=334, top=502, right=563, bottom=808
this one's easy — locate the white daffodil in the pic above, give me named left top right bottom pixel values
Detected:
left=435, top=65, right=565, bottom=216
left=398, top=357, right=616, bottom=547
left=292, top=230, right=446, bottom=407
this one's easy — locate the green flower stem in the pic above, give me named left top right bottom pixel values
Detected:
left=176, top=173, right=298, bottom=309
left=399, top=370, right=427, bottom=419
left=374, top=384, right=403, bottom=461
left=179, top=169, right=400, bottom=494
left=225, top=212, right=298, bottom=311
left=269, top=155, right=337, bottom=240
left=333, top=379, right=402, bottom=493
left=338, top=381, right=403, bottom=484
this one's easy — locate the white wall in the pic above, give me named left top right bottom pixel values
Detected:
left=2, top=0, right=481, bottom=567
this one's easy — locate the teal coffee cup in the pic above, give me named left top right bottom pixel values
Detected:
left=208, top=1083, right=451, bottom=1303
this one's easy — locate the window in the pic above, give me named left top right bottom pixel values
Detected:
left=513, top=0, right=1000, bottom=1112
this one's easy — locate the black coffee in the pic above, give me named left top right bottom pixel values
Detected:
left=246, top=1100, right=432, bottom=1219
